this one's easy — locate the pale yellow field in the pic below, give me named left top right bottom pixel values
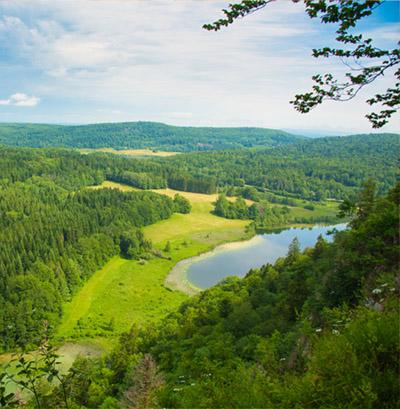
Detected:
left=89, top=183, right=253, bottom=205
left=88, top=182, right=250, bottom=246
left=151, top=188, right=254, bottom=205
left=88, top=180, right=138, bottom=192
left=79, top=148, right=179, bottom=157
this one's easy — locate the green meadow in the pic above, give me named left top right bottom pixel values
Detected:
left=56, top=186, right=250, bottom=349
left=55, top=183, right=339, bottom=351
left=1, top=183, right=340, bottom=396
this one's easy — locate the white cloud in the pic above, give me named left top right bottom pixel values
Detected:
left=0, top=0, right=397, bottom=132
left=0, top=93, right=40, bottom=107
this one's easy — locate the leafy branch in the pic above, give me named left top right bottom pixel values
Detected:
left=3, top=322, right=72, bottom=409
left=204, top=0, right=399, bottom=128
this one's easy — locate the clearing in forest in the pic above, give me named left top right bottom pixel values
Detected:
left=79, top=148, right=179, bottom=157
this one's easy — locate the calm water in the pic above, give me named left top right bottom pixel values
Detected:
left=187, top=224, right=347, bottom=289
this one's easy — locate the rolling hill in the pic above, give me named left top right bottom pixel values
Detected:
left=0, top=122, right=304, bottom=151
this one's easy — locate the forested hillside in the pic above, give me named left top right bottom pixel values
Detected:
left=0, top=133, right=397, bottom=349
left=121, top=184, right=399, bottom=409
left=6, top=181, right=398, bottom=409
left=0, top=122, right=302, bottom=151
left=0, top=150, right=196, bottom=349
left=160, top=133, right=398, bottom=200
left=1, top=132, right=397, bottom=201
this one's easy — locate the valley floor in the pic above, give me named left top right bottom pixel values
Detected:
left=56, top=185, right=250, bottom=350
left=1, top=182, right=341, bottom=398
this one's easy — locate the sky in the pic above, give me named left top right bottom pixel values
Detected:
left=0, top=0, right=398, bottom=135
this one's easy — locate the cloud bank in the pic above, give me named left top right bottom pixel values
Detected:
left=0, top=93, right=40, bottom=107
left=0, top=0, right=397, bottom=133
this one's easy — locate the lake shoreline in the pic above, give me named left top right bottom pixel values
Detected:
left=165, top=223, right=346, bottom=295
left=165, top=234, right=264, bottom=295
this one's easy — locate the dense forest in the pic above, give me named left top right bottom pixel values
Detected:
left=1, top=0, right=398, bottom=406
left=0, top=167, right=191, bottom=349
left=0, top=133, right=398, bottom=407
left=3, top=181, right=398, bottom=408
left=0, top=122, right=302, bottom=151
left=1, top=132, right=397, bottom=201
left=159, top=133, right=398, bottom=200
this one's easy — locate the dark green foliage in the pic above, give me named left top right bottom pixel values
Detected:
left=0, top=146, right=167, bottom=191
left=167, top=174, right=217, bottom=194
left=119, top=230, right=151, bottom=259
left=214, top=194, right=249, bottom=219
left=90, top=183, right=399, bottom=409
left=109, top=171, right=166, bottom=189
left=0, top=122, right=301, bottom=151
left=163, top=133, right=398, bottom=200
left=1, top=132, right=397, bottom=202
left=0, top=153, right=178, bottom=350
left=214, top=194, right=337, bottom=227
left=173, top=194, right=192, bottom=214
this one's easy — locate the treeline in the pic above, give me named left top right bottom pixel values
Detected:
left=0, top=147, right=165, bottom=190
left=0, top=178, right=180, bottom=350
left=214, top=195, right=251, bottom=219
left=9, top=182, right=398, bottom=408
left=109, top=170, right=166, bottom=189
left=213, top=194, right=339, bottom=227
left=168, top=174, right=217, bottom=194
left=162, top=133, right=398, bottom=200
left=0, top=122, right=301, bottom=151
left=1, top=132, right=397, bottom=203
left=0, top=147, right=217, bottom=195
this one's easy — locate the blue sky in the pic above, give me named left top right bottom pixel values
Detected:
left=0, top=0, right=398, bottom=134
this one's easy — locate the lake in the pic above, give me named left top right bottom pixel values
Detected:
left=186, top=224, right=347, bottom=289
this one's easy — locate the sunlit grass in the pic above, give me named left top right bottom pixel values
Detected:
left=79, top=148, right=179, bottom=157
left=56, top=184, right=250, bottom=346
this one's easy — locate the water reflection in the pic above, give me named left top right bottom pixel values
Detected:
left=187, top=224, right=347, bottom=289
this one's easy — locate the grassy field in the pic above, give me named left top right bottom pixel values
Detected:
left=56, top=256, right=188, bottom=347
left=87, top=180, right=138, bottom=192
left=279, top=200, right=339, bottom=220
left=151, top=188, right=254, bottom=206
left=57, top=183, right=338, bottom=347
left=56, top=184, right=250, bottom=347
left=79, top=148, right=179, bottom=157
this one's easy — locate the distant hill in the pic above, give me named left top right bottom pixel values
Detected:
left=282, top=133, right=400, bottom=158
left=0, top=122, right=304, bottom=151
left=160, top=132, right=399, bottom=199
